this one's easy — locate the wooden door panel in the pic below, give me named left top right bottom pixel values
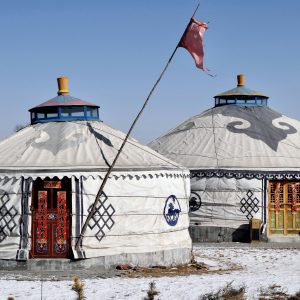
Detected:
left=35, top=190, right=48, bottom=254
left=269, top=181, right=300, bottom=236
left=54, top=191, right=68, bottom=256
left=31, top=178, right=71, bottom=259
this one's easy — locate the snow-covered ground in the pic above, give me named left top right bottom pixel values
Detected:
left=1, top=245, right=300, bottom=299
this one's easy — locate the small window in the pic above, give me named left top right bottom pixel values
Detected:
left=71, top=110, right=84, bottom=117
left=92, top=108, right=98, bottom=117
left=246, top=100, right=255, bottom=104
left=236, top=99, right=245, bottom=104
left=86, top=107, right=98, bottom=117
left=61, top=107, right=85, bottom=117
left=227, top=99, right=235, bottom=104
left=46, top=113, right=58, bottom=118
left=37, top=113, right=45, bottom=119
left=61, top=110, right=70, bottom=117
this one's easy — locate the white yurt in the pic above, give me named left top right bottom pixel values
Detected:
left=0, top=77, right=191, bottom=267
left=149, top=75, right=300, bottom=242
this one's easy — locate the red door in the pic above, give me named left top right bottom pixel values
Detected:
left=31, top=177, right=71, bottom=258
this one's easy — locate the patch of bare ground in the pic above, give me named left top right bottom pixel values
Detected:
left=117, top=262, right=243, bottom=278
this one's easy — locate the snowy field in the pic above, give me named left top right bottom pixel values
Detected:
left=1, top=245, right=300, bottom=299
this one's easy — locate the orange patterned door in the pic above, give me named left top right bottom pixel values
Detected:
left=31, top=178, right=71, bottom=258
left=269, top=181, right=300, bottom=235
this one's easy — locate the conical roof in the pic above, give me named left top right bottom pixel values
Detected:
left=149, top=82, right=300, bottom=172
left=29, top=77, right=99, bottom=110
left=29, top=95, right=99, bottom=110
left=214, top=74, right=268, bottom=99
left=28, top=77, right=100, bottom=124
left=0, top=121, right=185, bottom=176
left=0, top=76, right=187, bottom=178
left=214, top=85, right=267, bottom=98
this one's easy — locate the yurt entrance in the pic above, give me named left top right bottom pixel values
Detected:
left=31, top=177, right=72, bottom=258
left=269, top=181, right=300, bottom=236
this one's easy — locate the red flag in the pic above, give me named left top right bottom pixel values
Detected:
left=179, top=18, right=208, bottom=71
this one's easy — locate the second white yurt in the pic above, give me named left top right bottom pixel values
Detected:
left=150, top=75, right=300, bottom=243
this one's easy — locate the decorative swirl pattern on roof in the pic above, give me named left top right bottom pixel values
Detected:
left=223, top=106, right=297, bottom=151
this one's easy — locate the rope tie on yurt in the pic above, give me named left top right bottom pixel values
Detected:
left=87, top=122, right=112, bottom=168
left=70, top=120, right=182, bottom=169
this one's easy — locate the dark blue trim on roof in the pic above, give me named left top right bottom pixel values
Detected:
left=30, top=105, right=100, bottom=124
left=31, top=116, right=99, bottom=124
left=191, top=169, right=300, bottom=180
left=214, top=97, right=268, bottom=107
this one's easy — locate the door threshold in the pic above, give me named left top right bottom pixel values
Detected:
left=268, top=236, right=300, bottom=243
left=27, top=258, right=73, bottom=271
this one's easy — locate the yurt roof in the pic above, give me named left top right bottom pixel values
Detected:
left=0, top=121, right=185, bottom=177
left=29, top=77, right=99, bottom=111
left=0, top=77, right=187, bottom=178
left=29, top=95, right=99, bottom=110
left=214, top=85, right=267, bottom=99
left=214, top=74, right=268, bottom=99
left=149, top=76, right=300, bottom=173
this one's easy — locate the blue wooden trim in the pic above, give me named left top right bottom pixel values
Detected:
left=83, top=106, right=87, bottom=118
left=30, top=105, right=100, bottom=124
left=58, top=107, right=62, bottom=119
left=215, top=98, right=268, bottom=107
left=31, top=115, right=99, bottom=124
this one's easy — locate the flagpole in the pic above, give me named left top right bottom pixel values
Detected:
left=192, top=2, right=200, bottom=18
left=75, top=2, right=201, bottom=250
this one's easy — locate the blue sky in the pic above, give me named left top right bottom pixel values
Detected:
left=0, top=0, right=300, bottom=144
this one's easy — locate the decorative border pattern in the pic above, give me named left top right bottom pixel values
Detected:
left=240, top=190, right=259, bottom=219
left=0, top=191, right=18, bottom=243
left=44, top=181, right=62, bottom=189
left=55, top=191, right=67, bottom=254
left=17, top=177, right=31, bottom=260
left=73, top=177, right=86, bottom=259
left=87, top=192, right=115, bottom=242
left=191, top=169, right=300, bottom=180
left=36, top=191, right=48, bottom=253
left=274, top=183, right=282, bottom=212
left=291, top=184, right=298, bottom=213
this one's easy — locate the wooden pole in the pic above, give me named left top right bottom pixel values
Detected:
left=75, top=2, right=201, bottom=250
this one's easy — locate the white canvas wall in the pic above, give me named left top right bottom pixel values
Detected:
left=190, top=177, right=263, bottom=228
left=72, top=171, right=191, bottom=259
left=0, top=170, right=191, bottom=261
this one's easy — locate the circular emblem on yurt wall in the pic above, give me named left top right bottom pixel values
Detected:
left=189, top=191, right=202, bottom=212
left=164, top=195, right=181, bottom=226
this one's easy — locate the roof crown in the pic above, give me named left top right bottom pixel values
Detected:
left=29, top=77, right=100, bottom=124
left=214, top=74, right=269, bottom=107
